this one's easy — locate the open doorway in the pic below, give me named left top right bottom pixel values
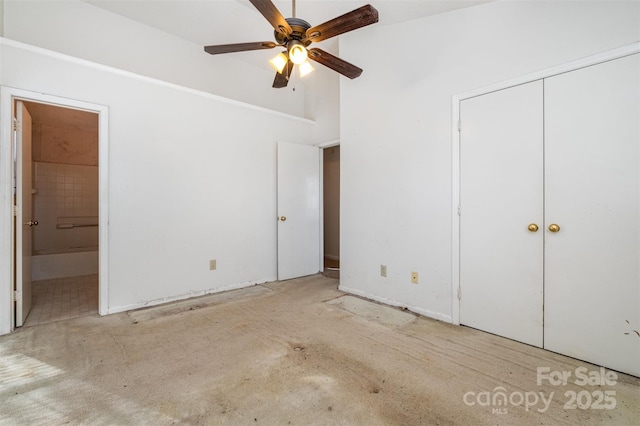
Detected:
left=323, top=145, right=340, bottom=278
left=16, top=101, right=100, bottom=327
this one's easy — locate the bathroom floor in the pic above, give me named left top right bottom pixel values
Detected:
left=24, top=274, right=98, bottom=327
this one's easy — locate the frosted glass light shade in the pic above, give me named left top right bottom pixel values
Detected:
left=270, top=52, right=288, bottom=74
left=299, top=61, right=314, bottom=77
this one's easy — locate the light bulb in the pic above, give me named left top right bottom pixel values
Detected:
left=269, top=52, right=288, bottom=74
left=288, top=42, right=308, bottom=65
left=299, top=60, right=314, bottom=77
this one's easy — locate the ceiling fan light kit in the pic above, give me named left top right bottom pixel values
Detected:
left=298, top=61, right=314, bottom=77
left=288, top=41, right=308, bottom=65
left=269, top=52, right=289, bottom=74
left=204, top=0, right=379, bottom=88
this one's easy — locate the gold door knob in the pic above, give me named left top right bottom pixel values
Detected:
left=528, top=223, right=539, bottom=232
left=27, top=220, right=38, bottom=226
left=548, top=223, right=560, bottom=233
left=279, top=216, right=287, bottom=222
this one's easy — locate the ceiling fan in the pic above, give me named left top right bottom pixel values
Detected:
left=204, top=0, right=379, bottom=88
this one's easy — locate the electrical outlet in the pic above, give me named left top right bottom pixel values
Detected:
left=411, top=271, right=418, bottom=284
left=209, top=259, right=217, bottom=270
left=380, top=265, right=387, bottom=277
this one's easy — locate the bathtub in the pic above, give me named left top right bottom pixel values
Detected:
left=31, top=246, right=99, bottom=281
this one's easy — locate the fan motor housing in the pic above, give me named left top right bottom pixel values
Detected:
left=275, top=17, right=311, bottom=45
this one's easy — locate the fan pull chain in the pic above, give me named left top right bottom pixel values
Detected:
left=292, top=0, right=296, bottom=18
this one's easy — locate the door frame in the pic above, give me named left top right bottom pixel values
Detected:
left=16, top=100, right=34, bottom=327
left=318, top=139, right=340, bottom=274
left=450, top=42, right=640, bottom=325
left=0, top=87, right=109, bottom=334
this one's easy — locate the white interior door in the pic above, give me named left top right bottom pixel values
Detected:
left=459, top=81, right=544, bottom=347
left=277, top=141, right=320, bottom=280
left=15, top=101, right=34, bottom=327
left=544, top=54, right=640, bottom=377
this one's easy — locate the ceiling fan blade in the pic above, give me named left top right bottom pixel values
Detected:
left=308, top=48, right=363, bottom=79
left=304, top=4, right=378, bottom=43
left=249, top=0, right=292, bottom=36
left=273, top=60, right=294, bottom=88
left=204, top=41, right=278, bottom=55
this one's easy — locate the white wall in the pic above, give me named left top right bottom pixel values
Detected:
left=0, top=0, right=341, bottom=333
left=304, top=64, right=341, bottom=143
left=0, top=0, right=4, bottom=36
left=339, top=1, right=640, bottom=320
left=0, top=38, right=323, bottom=318
left=2, top=0, right=338, bottom=131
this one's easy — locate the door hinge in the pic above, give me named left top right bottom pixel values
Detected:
left=457, top=120, right=461, bottom=132
left=457, top=205, right=461, bottom=216
left=13, top=205, right=17, bottom=217
left=13, top=120, right=20, bottom=132
left=457, top=287, right=461, bottom=300
left=13, top=290, right=18, bottom=301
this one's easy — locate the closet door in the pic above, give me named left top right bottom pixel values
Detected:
left=544, top=54, right=640, bottom=377
left=459, top=81, right=544, bottom=347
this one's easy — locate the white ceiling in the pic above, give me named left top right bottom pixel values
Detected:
left=21, top=2, right=489, bottom=124
left=83, top=0, right=489, bottom=51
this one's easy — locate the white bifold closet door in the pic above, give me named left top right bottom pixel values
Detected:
left=544, top=54, right=640, bottom=377
left=459, top=53, right=640, bottom=377
left=459, top=81, right=544, bottom=348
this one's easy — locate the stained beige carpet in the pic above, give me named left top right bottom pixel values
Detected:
left=1, top=274, right=638, bottom=425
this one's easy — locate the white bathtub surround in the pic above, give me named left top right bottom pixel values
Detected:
left=32, top=249, right=98, bottom=281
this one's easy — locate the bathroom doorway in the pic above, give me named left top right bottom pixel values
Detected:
left=18, top=100, right=100, bottom=326
left=323, top=145, right=340, bottom=278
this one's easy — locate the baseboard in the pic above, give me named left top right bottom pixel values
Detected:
left=106, top=277, right=276, bottom=315
left=338, top=285, right=453, bottom=323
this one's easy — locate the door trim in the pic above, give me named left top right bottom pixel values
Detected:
left=0, top=87, right=109, bottom=334
left=451, top=42, right=640, bottom=325
left=317, top=139, right=340, bottom=274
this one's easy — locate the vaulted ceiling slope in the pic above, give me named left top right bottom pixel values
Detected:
left=84, top=1, right=490, bottom=56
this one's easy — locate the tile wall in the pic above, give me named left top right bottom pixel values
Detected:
left=33, top=162, right=99, bottom=254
